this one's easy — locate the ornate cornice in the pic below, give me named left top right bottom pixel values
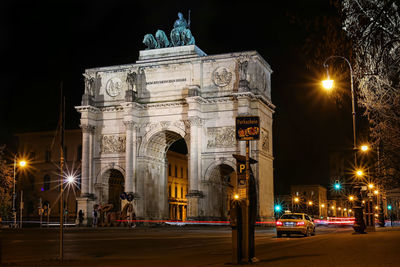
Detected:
left=99, top=106, right=125, bottom=112
left=75, top=105, right=100, bottom=114
left=144, top=101, right=187, bottom=109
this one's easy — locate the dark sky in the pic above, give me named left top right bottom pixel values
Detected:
left=0, top=0, right=354, bottom=194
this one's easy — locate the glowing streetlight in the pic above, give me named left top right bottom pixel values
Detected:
left=321, top=204, right=325, bottom=208
left=349, top=196, right=355, bottom=201
left=368, top=183, right=374, bottom=189
left=374, top=190, right=379, bottom=195
left=322, top=79, right=334, bottom=91
left=360, top=145, right=369, bottom=152
left=331, top=206, right=335, bottom=210
left=308, top=201, right=313, bottom=206
left=233, top=194, right=240, bottom=200
left=356, top=170, right=364, bottom=177
left=19, top=160, right=27, bottom=167
left=66, top=175, right=75, bottom=184
left=294, top=197, right=299, bottom=203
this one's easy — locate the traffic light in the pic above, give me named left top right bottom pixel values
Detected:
left=274, top=204, right=282, bottom=212
left=334, top=180, right=341, bottom=190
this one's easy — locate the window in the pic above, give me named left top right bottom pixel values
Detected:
left=175, top=166, right=178, bottom=177
left=45, top=150, right=51, bottom=162
left=43, top=175, right=51, bottom=191
left=169, top=185, right=171, bottom=197
left=29, top=151, right=36, bottom=160
left=181, top=167, right=183, bottom=178
left=181, top=187, right=183, bottom=198
left=168, top=164, right=171, bottom=176
left=175, top=186, right=177, bottom=198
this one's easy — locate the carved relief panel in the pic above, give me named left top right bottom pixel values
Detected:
left=207, top=127, right=236, bottom=148
left=100, top=135, right=126, bottom=153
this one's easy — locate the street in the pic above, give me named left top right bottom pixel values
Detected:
left=2, top=225, right=400, bottom=266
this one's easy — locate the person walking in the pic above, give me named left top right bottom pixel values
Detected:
left=78, top=210, right=84, bottom=227
left=92, top=208, right=98, bottom=228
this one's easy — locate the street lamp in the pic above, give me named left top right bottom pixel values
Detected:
left=368, top=183, right=374, bottom=189
left=12, top=157, right=27, bottom=228
left=360, top=145, right=369, bottom=152
left=322, top=56, right=366, bottom=234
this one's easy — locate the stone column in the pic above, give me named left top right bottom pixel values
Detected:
left=187, top=116, right=203, bottom=220
left=80, top=124, right=93, bottom=196
left=124, top=120, right=136, bottom=194
left=88, top=126, right=95, bottom=194
left=77, top=124, right=95, bottom=226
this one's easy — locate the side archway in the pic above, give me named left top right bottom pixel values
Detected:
left=203, top=163, right=236, bottom=220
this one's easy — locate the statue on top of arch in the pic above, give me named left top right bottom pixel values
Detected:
left=143, top=11, right=195, bottom=50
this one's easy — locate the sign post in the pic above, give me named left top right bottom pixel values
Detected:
left=232, top=116, right=260, bottom=263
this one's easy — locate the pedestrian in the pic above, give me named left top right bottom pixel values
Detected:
left=131, top=211, right=136, bottom=228
left=390, top=213, right=395, bottom=227
left=92, top=208, right=98, bottom=228
left=78, top=210, right=84, bottom=227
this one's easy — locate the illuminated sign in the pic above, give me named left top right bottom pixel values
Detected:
left=236, top=116, right=260, bottom=141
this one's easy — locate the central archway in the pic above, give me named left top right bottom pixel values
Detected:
left=138, top=129, right=188, bottom=220
left=167, top=138, right=188, bottom=221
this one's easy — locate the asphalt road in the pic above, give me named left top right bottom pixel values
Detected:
left=1, top=225, right=400, bottom=266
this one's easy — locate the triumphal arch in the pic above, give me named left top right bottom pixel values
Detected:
left=76, top=15, right=275, bottom=224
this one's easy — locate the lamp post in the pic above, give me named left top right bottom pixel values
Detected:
left=12, top=157, right=26, bottom=228
left=322, top=56, right=366, bottom=234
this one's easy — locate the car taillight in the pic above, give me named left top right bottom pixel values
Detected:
left=276, top=221, right=283, bottom=226
left=296, top=221, right=305, bottom=226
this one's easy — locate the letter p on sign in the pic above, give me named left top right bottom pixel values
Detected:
left=239, top=164, right=245, bottom=173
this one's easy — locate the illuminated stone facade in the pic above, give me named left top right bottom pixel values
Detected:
left=76, top=45, right=275, bottom=224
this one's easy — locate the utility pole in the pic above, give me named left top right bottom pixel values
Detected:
left=59, top=84, right=65, bottom=262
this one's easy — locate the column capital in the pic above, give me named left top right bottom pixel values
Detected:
left=188, top=116, right=203, bottom=127
left=123, top=120, right=137, bottom=130
left=80, top=124, right=95, bottom=134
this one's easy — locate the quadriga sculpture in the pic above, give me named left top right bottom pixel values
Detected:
left=143, top=34, right=157, bottom=50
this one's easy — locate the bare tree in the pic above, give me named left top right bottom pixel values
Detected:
left=342, top=0, right=400, bottom=187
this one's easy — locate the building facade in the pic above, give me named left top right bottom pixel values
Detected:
left=15, top=130, right=82, bottom=221
left=76, top=45, right=275, bottom=224
left=290, top=185, right=328, bottom=218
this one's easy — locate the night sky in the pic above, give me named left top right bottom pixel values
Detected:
left=0, top=0, right=356, bottom=194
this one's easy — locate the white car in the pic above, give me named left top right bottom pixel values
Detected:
left=276, top=213, right=316, bottom=237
